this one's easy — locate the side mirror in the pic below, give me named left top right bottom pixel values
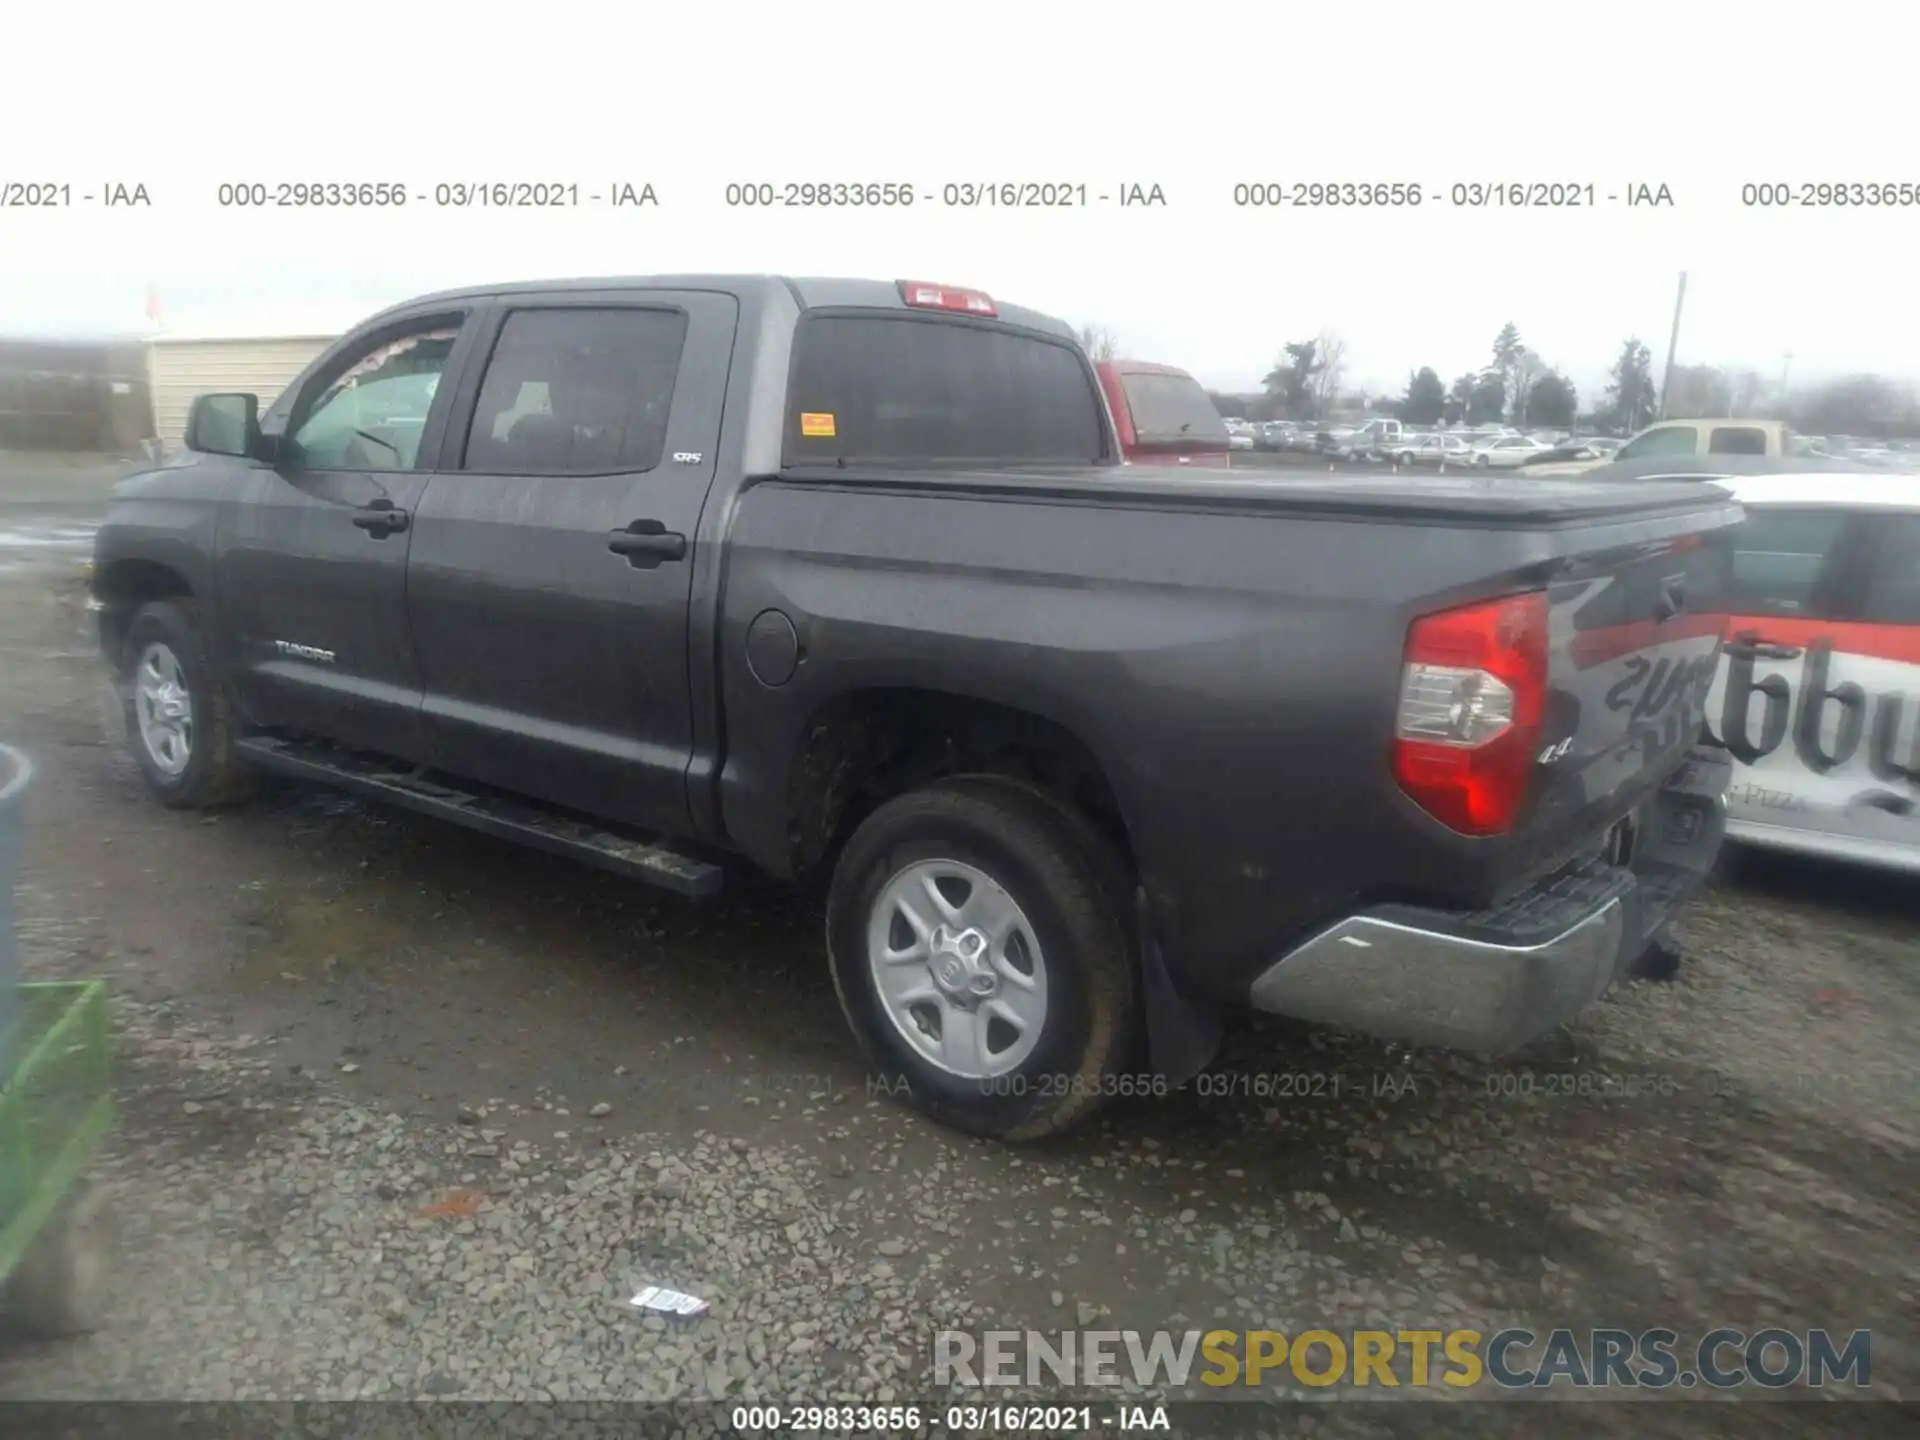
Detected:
left=184, top=392, right=261, bottom=458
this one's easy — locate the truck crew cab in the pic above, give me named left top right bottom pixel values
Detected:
left=93, top=274, right=1737, bottom=1139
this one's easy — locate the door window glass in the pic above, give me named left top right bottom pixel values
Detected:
left=463, top=307, right=689, bottom=474
left=288, top=326, right=461, bottom=470
left=1708, top=426, right=1768, bottom=455
left=1727, top=508, right=1851, bottom=618
left=1616, top=425, right=1699, bottom=460
left=1861, top=515, right=1920, bottom=625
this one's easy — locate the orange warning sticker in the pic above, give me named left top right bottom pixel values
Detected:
left=800, top=412, right=837, bottom=437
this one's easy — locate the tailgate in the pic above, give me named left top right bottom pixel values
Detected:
left=1524, top=524, right=1734, bottom=850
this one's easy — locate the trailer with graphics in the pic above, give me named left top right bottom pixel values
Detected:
left=1702, top=473, right=1920, bottom=873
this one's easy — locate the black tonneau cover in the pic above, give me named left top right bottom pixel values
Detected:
left=778, top=464, right=1746, bottom=529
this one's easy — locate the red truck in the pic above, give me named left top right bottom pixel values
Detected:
left=1094, top=359, right=1232, bottom=468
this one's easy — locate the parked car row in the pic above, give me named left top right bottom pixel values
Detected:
left=1806, top=435, right=1920, bottom=470
left=1255, top=420, right=1321, bottom=453
left=1259, top=420, right=1612, bottom=468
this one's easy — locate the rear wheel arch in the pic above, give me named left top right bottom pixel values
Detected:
left=782, top=686, right=1141, bottom=888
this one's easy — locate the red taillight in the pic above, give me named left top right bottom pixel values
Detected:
left=1391, top=592, right=1550, bottom=836
left=898, top=280, right=997, bottom=316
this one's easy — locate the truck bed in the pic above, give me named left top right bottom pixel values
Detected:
left=778, top=463, right=1741, bottom=528
left=719, top=467, right=1741, bottom=1000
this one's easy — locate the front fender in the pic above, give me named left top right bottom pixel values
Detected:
left=91, top=458, right=246, bottom=659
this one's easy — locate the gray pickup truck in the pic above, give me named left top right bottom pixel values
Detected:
left=91, top=274, right=1738, bottom=1139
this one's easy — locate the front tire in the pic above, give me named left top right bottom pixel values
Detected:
left=825, top=778, right=1141, bottom=1140
left=122, top=600, right=255, bottom=809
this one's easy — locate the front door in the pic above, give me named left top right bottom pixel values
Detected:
left=403, top=290, right=737, bottom=834
left=216, top=310, right=482, bottom=759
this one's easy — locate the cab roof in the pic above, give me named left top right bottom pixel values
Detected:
left=376, top=275, right=1075, bottom=338
left=1098, top=358, right=1203, bottom=378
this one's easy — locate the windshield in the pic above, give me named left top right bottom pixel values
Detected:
left=1120, top=371, right=1231, bottom=444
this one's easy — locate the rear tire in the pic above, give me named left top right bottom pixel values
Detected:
left=122, top=600, right=256, bottom=809
left=826, top=777, right=1141, bottom=1140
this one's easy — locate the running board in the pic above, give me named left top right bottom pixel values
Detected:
left=234, top=735, right=725, bottom=899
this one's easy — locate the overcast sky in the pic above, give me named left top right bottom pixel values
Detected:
left=4, top=1, right=1913, bottom=409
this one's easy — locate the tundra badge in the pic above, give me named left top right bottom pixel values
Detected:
left=274, top=640, right=336, bottom=663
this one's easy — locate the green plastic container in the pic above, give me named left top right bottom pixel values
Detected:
left=0, top=744, right=28, bottom=1076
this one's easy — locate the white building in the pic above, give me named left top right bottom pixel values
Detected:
left=144, top=305, right=374, bottom=449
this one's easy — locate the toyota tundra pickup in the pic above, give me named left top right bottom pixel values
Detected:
left=91, top=274, right=1739, bottom=1139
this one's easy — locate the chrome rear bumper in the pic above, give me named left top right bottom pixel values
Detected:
left=1248, top=747, right=1730, bottom=1054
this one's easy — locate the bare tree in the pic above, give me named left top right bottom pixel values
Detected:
left=1508, top=347, right=1546, bottom=425
left=1075, top=324, right=1122, bottom=362
left=1310, top=329, right=1347, bottom=420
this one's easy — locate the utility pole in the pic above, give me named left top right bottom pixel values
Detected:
left=1779, top=350, right=1794, bottom=407
left=1658, top=271, right=1687, bottom=418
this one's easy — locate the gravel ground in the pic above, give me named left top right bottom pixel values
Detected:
left=0, top=490, right=1914, bottom=1436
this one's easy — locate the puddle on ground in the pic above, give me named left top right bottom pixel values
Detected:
left=229, top=882, right=428, bottom=990
left=0, top=523, right=96, bottom=551
left=0, top=521, right=97, bottom=581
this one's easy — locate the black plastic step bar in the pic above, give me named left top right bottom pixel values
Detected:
left=235, top=735, right=724, bottom=899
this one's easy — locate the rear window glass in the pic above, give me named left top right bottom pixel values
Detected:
left=1119, top=371, right=1230, bottom=444
left=787, top=315, right=1106, bottom=464
left=1708, top=426, right=1768, bottom=456
left=1728, top=509, right=1849, bottom=617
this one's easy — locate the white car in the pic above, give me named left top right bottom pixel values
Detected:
left=1392, top=433, right=1475, bottom=466
left=1471, top=435, right=1552, bottom=468
left=1696, top=472, right=1920, bottom=874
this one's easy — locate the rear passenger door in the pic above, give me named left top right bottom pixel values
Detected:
left=403, top=290, right=738, bottom=834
